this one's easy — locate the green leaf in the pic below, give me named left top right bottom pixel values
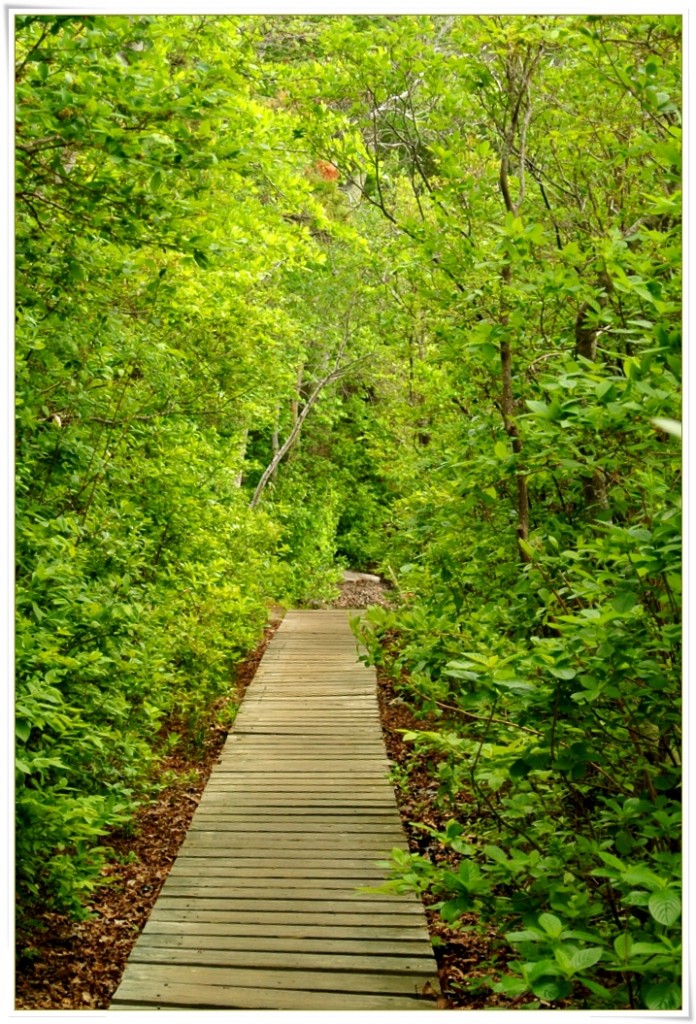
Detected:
left=538, top=913, right=563, bottom=939
left=613, top=933, right=632, bottom=960
left=582, top=978, right=614, bottom=1000
left=622, top=865, right=666, bottom=890
left=440, top=895, right=474, bottom=921
left=494, top=974, right=529, bottom=997
left=16, top=719, right=32, bottom=743
left=569, top=947, right=603, bottom=972
left=549, top=666, right=576, bottom=680
left=643, top=981, right=681, bottom=1010
left=526, top=399, right=551, bottom=417
left=518, top=538, right=535, bottom=561
left=531, top=977, right=571, bottom=1002
left=631, top=941, right=673, bottom=955
left=648, top=889, right=681, bottom=927
left=598, top=851, right=625, bottom=873
left=506, top=929, right=544, bottom=943
left=612, top=591, right=638, bottom=613
left=553, top=946, right=576, bottom=974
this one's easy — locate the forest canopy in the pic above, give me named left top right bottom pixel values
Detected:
left=15, top=13, right=681, bottom=1011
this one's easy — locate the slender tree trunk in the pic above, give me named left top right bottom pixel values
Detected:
left=495, top=46, right=540, bottom=562
left=233, top=428, right=248, bottom=488
left=574, top=272, right=613, bottom=515
left=249, top=364, right=349, bottom=509
left=499, top=263, right=530, bottom=557
left=270, top=406, right=280, bottom=484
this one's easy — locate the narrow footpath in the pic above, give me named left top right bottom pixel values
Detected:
left=110, top=610, right=440, bottom=1010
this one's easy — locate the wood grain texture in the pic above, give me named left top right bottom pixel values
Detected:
left=110, top=610, right=439, bottom=1011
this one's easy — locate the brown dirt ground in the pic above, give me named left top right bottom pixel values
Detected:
left=14, top=583, right=508, bottom=1010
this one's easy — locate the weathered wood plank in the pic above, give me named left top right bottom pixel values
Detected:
left=178, top=837, right=405, bottom=852
left=140, top=920, right=431, bottom=941
left=168, top=858, right=392, bottom=873
left=158, top=885, right=416, bottom=904
left=204, top=772, right=392, bottom=780
left=174, top=839, right=399, bottom=856
left=190, top=815, right=403, bottom=826
left=112, top=984, right=432, bottom=1011
left=134, top=933, right=432, bottom=956
left=188, top=821, right=404, bottom=834
left=113, top=963, right=437, bottom=996
left=166, top=866, right=389, bottom=880
left=147, top=908, right=425, bottom=928
left=129, top=946, right=436, bottom=974
left=154, top=896, right=422, bottom=915
left=164, top=875, right=388, bottom=889
left=201, top=779, right=394, bottom=788
left=197, top=791, right=395, bottom=801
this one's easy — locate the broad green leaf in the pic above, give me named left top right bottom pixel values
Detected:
left=612, top=591, right=638, bottom=613
left=531, top=977, right=571, bottom=1002
left=16, top=719, right=31, bottom=743
left=526, top=400, right=551, bottom=416
left=648, top=889, right=681, bottom=927
left=613, top=933, right=632, bottom=960
left=569, top=947, right=603, bottom=972
left=643, top=981, right=681, bottom=1010
left=621, top=865, right=666, bottom=890
left=598, top=851, right=625, bottom=873
left=538, top=913, right=564, bottom=939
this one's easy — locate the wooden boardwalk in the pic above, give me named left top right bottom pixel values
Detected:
left=110, top=610, right=440, bottom=1010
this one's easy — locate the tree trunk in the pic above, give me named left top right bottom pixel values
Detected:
left=249, top=364, right=349, bottom=509
left=499, top=264, right=530, bottom=558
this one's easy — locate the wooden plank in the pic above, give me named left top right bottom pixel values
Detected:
left=204, top=772, right=391, bottom=780
left=187, top=821, right=403, bottom=835
left=195, top=790, right=397, bottom=798
left=140, top=920, right=431, bottom=941
left=159, top=885, right=413, bottom=903
left=154, top=896, right=421, bottom=915
left=173, top=846, right=397, bottom=860
left=165, top=869, right=392, bottom=881
left=163, top=877, right=393, bottom=891
left=223, top=736, right=384, bottom=745
left=191, top=814, right=400, bottom=825
left=169, top=858, right=392, bottom=874
left=129, top=946, right=436, bottom=975
left=112, top=984, right=431, bottom=1010
left=219, top=748, right=387, bottom=756
left=190, top=803, right=400, bottom=814
left=112, top=963, right=437, bottom=996
left=134, top=933, right=432, bottom=956
left=201, top=786, right=395, bottom=795
left=218, top=752, right=390, bottom=758
left=190, top=815, right=403, bottom=826
left=202, top=779, right=394, bottom=788
left=147, top=909, right=425, bottom=927
left=178, top=837, right=405, bottom=852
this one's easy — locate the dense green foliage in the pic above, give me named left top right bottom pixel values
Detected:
left=15, top=13, right=681, bottom=1010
